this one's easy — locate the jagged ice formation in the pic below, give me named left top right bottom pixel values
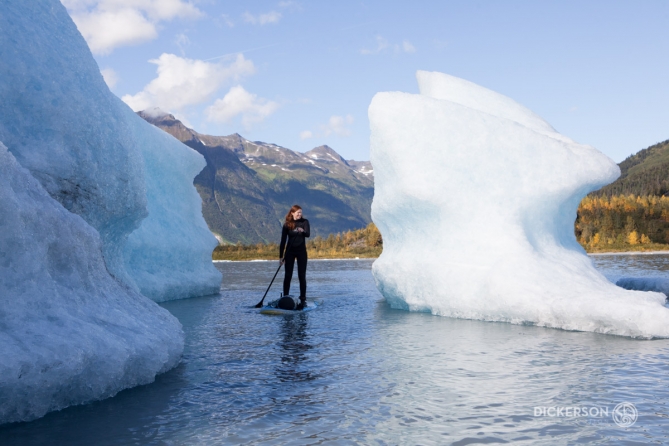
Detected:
left=370, top=71, right=669, bottom=338
left=0, top=142, right=184, bottom=423
left=0, top=0, right=220, bottom=423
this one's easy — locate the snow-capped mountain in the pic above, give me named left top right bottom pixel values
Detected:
left=139, top=109, right=374, bottom=244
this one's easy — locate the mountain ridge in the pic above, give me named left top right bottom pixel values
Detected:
left=138, top=109, right=374, bottom=244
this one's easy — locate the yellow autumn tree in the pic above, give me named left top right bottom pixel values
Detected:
left=627, top=230, right=639, bottom=245
left=591, top=233, right=601, bottom=246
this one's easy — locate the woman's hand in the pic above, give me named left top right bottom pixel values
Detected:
left=296, top=227, right=304, bottom=233
left=279, top=259, right=285, bottom=266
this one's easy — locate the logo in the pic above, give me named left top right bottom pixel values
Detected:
left=612, top=402, right=638, bottom=428
left=533, top=402, right=638, bottom=428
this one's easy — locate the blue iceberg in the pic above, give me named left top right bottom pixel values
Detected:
left=0, top=0, right=220, bottom=423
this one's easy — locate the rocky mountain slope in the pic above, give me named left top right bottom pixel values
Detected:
left=138, top=109, right=374, bottom=244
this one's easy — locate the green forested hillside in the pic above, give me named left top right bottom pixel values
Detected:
left=592, top=139, right=669, bottom=197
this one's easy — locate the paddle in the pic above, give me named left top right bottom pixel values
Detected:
left=254, top=259, right=285, bottom=308
left=254, top=231, right=299, bottom=308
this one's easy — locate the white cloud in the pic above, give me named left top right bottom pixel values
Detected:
left=122, top=53, right=255, bottom=112
left=141, top=106, right=193, bottom=128
left=61, top=0, right=203, bottom=54
left=302, top=115, right=354, bottom=139
left=205, top=86, right=279, bottom=128
left=141, top=107, right=169, bottom=118
left=323, top=115, right=354, bottom=137
left=69, top=8, right=157, bottom=54
left=100, top=68, right=119, bottom=88
left=243, top=10, right=282, bottom=25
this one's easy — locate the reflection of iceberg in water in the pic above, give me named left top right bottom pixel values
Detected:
left=369, top=71, right=669, bottom=338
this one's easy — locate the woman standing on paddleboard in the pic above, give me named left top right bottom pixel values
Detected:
left=280, top=204, right=310, bottom=310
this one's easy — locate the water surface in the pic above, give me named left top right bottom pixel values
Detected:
left=2, top=257, right=669, bottom=445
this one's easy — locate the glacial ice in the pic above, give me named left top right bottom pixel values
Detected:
left=0, top=142, right=184, bottom=423
left=370, top=71, right=669, bottom=338
left=123, top=118, right=222, bottom=301
left=0, top=0, right=146, bottom=287
left=616, top=277, right=669, bottom=297
left=0, top=0, right=220, bottom=423
left=0, top=0, right=221, bottom=301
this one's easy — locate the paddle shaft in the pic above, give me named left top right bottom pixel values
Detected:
left=255, top=260, right=284, bottom=308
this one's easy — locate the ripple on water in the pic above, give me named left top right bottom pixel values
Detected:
left=1, top=259, right=669, bottom=445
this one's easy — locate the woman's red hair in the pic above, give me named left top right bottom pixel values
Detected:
left=284, top=204, right=302, bottom=230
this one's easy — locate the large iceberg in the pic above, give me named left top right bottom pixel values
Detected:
left=370, top=71, right=669, bottom=338
left=0, top=0, right=220, bottom=423
left=0, top=142, right=183, bottom=423
left=0, top=0, right=221, bottom=300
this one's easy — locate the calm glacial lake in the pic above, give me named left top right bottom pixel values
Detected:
left=2, top=255, right=669, bottom=445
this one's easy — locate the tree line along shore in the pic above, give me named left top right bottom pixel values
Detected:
left=576, top=194, right=669, bottom=252
left=213, top=223, right=382, bottom=261
left=213, top=194, right=669, bottom=260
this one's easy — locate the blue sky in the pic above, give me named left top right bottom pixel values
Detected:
left=62, top=0, right=669, bottom=162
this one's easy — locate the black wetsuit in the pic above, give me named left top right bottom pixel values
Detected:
left=280, top=218, right=310, bottom=298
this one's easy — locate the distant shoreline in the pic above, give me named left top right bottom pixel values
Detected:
left=213, top=250, right=669, bottom=263
left=213, top=257, right=375, bottom=263
left=588, top=250, right=669, bottom=256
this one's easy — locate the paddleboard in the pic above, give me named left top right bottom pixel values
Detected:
left=259, top=297, right=319, bottom=315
